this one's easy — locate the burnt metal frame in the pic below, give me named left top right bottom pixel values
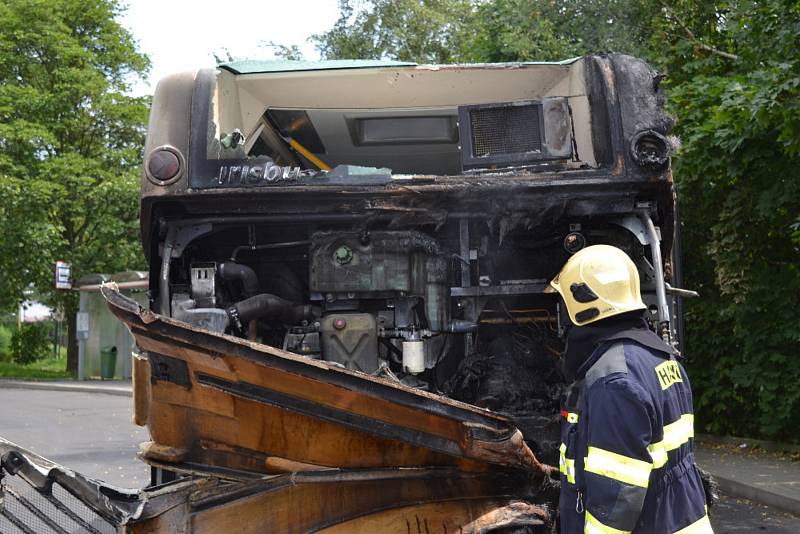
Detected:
left=184, top=56, right=630, bottom=191
left=147, top=55, right=679, bottom=348
left=0, top=438, right=143, bottom=526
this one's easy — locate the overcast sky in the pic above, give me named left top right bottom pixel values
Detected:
left=120, top=0, right=341, bottom=95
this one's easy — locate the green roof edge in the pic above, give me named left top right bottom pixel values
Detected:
left=218, top=57, right=582, bottom=75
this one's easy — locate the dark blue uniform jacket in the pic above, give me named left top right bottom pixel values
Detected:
left=559, top=332, right=712, bottom=534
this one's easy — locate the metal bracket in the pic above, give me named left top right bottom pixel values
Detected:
left=665, top=283, right=699, bottom=299
left=166, top=223, right=214, bottom=258
left=638, top=212, right=670, bottom=342
left=612, top=215, right=652, bottom=245
left=158, top=222, right=214, bottom=316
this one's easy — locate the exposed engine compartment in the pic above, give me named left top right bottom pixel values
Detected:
left=162, top=213, right=665, bottom=463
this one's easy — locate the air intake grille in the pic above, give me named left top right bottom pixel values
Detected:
left=0, top=477, right=116, bottom=533
left=469, top=103, right=542, bottom=158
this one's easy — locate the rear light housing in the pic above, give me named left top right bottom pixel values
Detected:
left=145, top=145, right=184, bottom=185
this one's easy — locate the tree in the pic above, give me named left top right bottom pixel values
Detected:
left=313, top=0, right=477, bottom=63
left=652, top=0, right=800, bottom=439
left=262, top=42, right=305, bottom=61
left=0, top=0, right=149, bottom=374
left=457, top=0, right=575, bottom=62
left=311, top=0, right=654, bottom=64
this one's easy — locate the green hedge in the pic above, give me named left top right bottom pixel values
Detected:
left=10, top=322, right=51, bottom=364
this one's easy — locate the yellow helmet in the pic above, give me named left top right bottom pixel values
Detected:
left=545, top=245, right=646, bottom=326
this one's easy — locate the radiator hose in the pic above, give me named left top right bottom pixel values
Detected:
left=218, top=262, right=260, bottom=297
left=226, top=293, right=318, bottom=331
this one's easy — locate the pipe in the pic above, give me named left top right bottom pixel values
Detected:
left=78, top=280, right=148, bottom=292
left=443, top=320, right=478, bottom=333
left=286, top=137, right=332, bottom=171
left=158, top=212, right=497, bottom=233
left=229, top=240, right=311, bottom=262
left=226, top=293, right=318, bottom=331
left=479, top=317, right=554, bottom=325
left=218, top=262, right=260, bottom=297
left=665, top=283, right=699, bottom=299
left=639, top=212, right=670, bottom=339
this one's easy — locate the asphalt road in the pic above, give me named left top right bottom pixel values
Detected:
left=711, top=494, right=800, bottom=532
left=0, top=388, right=149, bottom=488
left=1, top=388, right=799, bottom=532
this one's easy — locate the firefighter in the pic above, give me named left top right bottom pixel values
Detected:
left=546, top=245, right=712, bottom=534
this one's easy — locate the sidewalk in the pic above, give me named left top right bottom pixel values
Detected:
left=696, top=439, right=800, bottom=516
left=0, top=378, right=132, bottom=397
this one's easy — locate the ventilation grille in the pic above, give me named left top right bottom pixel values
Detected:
left=0, top=476, right=116, bottom=534
left=468, top=103, right=542, bottom=158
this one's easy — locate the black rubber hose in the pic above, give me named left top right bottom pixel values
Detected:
left=227, top=293, right=317, bottom=328
left=218, top=262, right=260, bottom=297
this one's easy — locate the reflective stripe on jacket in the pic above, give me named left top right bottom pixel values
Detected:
left=559, top=339, right=712, bottom=534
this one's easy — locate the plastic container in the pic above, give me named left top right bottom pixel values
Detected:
left=100, top=346, right=117, bottom=380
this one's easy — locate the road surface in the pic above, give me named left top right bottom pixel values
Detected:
left=0, top=388, right=149, bottom=488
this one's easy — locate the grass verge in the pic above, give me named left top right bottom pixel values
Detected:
left=0, top=356, right=72, bottom=379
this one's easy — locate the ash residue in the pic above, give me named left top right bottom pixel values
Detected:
left=444, top=323, right=566, bottom=465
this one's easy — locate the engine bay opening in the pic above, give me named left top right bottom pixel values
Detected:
left=159, top=213, right=664, bottom=463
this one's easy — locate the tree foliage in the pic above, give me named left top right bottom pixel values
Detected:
left=313, top=0, right=476, bottom=63
left=312, top=0, right=800, bottom=440
left=658, top=0, right=800, bottom=439
left=0, top=0, right=149, bottom=372
left=312, top=0, right=654, bottom=63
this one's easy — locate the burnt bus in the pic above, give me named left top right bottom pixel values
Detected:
left=142, top=56, right=680, bottom=424
left=0, top=55, right=687, bottom=533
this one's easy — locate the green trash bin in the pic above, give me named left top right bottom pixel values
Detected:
left=100, top=346, right=117, bottom=380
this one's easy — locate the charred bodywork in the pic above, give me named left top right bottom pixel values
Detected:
left=139, top=54, right=680, bottom=457
left=0, top=434, right=556, bottom=533
left=1, top=55, right=683, bottom=533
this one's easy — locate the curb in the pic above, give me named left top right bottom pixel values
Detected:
left=712, top=473, right=800, bottom=517
left=0, top=380, right=132, bottom=397
left=697, top=433, right=800, bottom=455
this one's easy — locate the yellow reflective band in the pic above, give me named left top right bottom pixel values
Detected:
left=655, top=359, right=684, bottom=390
left=585, top=511, right=631, bottom=534
left=673, top=514, right=713, bottom=534
left=584, top=446, right=652, bottom=488
left=663, top=414, right=695, bottom=450
left=648, top=413, right=695, bottom=468
left=559, top=443, right=576, bottom=483
left=648, top=443, right=669, bottom=468
left=565, top=458, right=576, bottom=483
